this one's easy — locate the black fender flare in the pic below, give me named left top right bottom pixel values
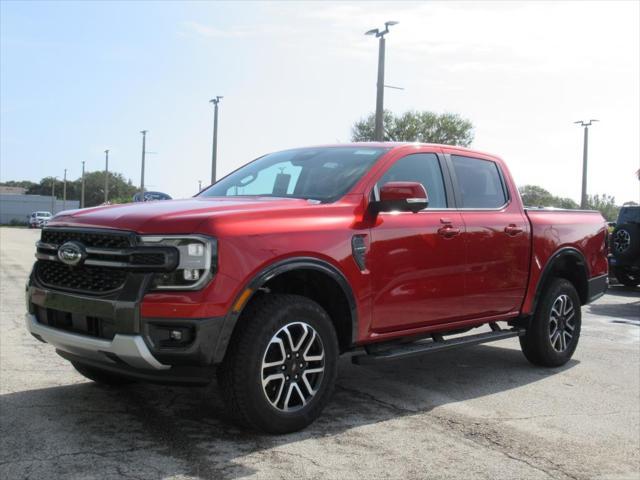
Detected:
left=213, top=257, right=358, bottom=363
left=531, top=247, right=589, bottom=314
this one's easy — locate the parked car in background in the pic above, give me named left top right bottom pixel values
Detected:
left=25, top=143, right=608, bottom=433
left=28, top=211, right=52, bottom=229
left=132, top=191, right=172, bottom=202
left=609, top=205, right=640, bottom=287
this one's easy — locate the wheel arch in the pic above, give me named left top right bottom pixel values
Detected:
left=532, top=248, right=590, bottom=313
left=214, top=257, right=358, bottom=362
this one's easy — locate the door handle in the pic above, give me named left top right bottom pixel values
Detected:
left=438, top=225, right=461, bottom=238
left=504, top=224, right=524, bottom=236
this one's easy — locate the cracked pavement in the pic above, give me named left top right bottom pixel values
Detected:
left=1, top=227, right=639, bottom=479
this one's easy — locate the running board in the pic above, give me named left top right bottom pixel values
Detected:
left=351, top=327, right=525, bottom=365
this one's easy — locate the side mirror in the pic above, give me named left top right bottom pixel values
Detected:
left=376, top=181, right=429, bottom=213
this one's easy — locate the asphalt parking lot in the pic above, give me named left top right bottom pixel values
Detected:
left=1, top=227, right=638, bottom=480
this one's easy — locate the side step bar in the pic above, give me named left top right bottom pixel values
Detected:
left=352, top=325, right=525, bottom=365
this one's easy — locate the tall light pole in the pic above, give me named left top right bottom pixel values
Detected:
left=366, top=21, right=398, bottom=142
left=574, top=119, right=598, bottom=209
left=50, top=177, right=57, bottom=214
left=104, top=149, right=110, bottom=203
left=210, top=96, right=223, bottom=183
left=81, top=161, right=86, bottom=208
left=140, top=130, right=147, bottom=195
left=62, top=169, right=67, bottom=211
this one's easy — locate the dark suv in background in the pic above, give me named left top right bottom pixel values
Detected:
left=610, top=206, right=640, bottom=287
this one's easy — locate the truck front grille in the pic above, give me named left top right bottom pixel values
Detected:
left=36, top=260, right=128, bottom=294
left=34, top=228, right=179, bottom=295
left=41, top=229, right=133, bottom=249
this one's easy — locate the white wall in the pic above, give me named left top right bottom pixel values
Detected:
left=0, top=194, right=80, bottom=224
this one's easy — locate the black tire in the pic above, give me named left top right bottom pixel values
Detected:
left=519, top=278, right=581, bottom=367
left=217, top=294, right=339, bottom=434
left=72, top=362, right=135, bottom=386
left=613, top=266, right=640, bottom=287
left=611, top=223, right=640, bottom=260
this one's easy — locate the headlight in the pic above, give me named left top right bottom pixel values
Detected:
left=138, top=235, right=217, bottom=290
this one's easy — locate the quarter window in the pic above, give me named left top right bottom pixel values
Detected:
left=451, top=155, right=507, bottom=208
left=378, top=153, right=447, bottom=208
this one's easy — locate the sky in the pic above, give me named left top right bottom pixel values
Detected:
left=1, top=0, right=639, bottom=203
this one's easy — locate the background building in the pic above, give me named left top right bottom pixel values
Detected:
left=0, top=193, right=79, bottom=224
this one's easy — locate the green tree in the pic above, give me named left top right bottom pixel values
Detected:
left=0, top=180, right=38, bottom=190
left=81, top=171, right=137, bottom=207
left=25, top=171, right=137, bottom=207
left=351, top=110, right=474, bottom=146
left=586, top=194, right=619, bottom=221
left=518, top=185, right=578, bottom=209
left=519, top=185, right=555, bottom=207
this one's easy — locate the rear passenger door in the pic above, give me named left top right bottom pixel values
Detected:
left=447, top=153, right=530, bottom=318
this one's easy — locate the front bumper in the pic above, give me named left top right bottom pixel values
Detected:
left=26, top=269, right=227, bottom=384
left=26, top=313, right=168, bottom=370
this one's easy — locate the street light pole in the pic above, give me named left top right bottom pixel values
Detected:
left=50, top=177, right=56, bottom=214
left=81, top=161, right=86, bottom=208
left=210, top=96, right=223, bottom=184
left=366, top=21, right=398, bottom=141
left=104, top=149, right=109, bottom=203
left=140, top=130, right=147, bottom=195
left=574, top=120, right=598, bottom=209
left=63, top=169, right=67, bottom=211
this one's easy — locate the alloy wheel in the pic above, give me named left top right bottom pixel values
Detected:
left=261, top=322, right=325, bottom=412
left=549, top=294, right=576, bottom=352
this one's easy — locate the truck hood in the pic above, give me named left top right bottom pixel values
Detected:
left=48, top=197, right=313, bottom=234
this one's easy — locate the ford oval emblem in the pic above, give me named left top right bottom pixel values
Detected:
left=57, top=241, right=86, bottom=266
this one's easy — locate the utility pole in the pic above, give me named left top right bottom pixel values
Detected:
left=104, top=149, right=109, bottom=203
left=366, top=21, right=398, bottom=141
left=209, top=96, right=223, bottom=183
left=50, top=177, right=56, bottom=214
left=574, top=119, right=598, bottom=209
left=81, top=161, right=86, bottom=208
left=63, top=169, right=67, bottom=211
left=140, top=130, right=147, bottom=195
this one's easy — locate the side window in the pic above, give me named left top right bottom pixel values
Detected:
left=378, top=153, right=447, bottom=208
left=451, top=155, right=507, bottom=208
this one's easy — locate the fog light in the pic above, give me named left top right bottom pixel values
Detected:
left=183, top=269, right=200, bottom=281
left=169, top=330, right=183, bottom=341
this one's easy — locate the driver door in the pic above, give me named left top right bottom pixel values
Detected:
left=369, top=151, right=467, bottom=333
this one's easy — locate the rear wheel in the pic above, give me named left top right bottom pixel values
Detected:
left=72, top=363, right=135, bottom=386
left=218, top=294, right=338, bottom=434
left=520, top=278, right=581, bottom=367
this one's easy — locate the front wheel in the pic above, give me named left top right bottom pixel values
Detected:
left=218, top=294, right=338, bottom=434
left=520, top=278, right=582, bottom=367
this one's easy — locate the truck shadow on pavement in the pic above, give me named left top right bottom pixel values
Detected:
left=0, top=344, right=578, bottom=479
left=588, top=286, right=640, bottom=322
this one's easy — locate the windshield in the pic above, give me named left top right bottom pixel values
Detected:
left=200, top=146, right=388, bottom=202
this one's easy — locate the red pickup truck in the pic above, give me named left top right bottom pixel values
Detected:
left=26, top=143, right=608, bottom=433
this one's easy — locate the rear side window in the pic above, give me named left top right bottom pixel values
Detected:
left=379, top=153, right=447, bottom=208
left=451, top=155, right=507, bottom=208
